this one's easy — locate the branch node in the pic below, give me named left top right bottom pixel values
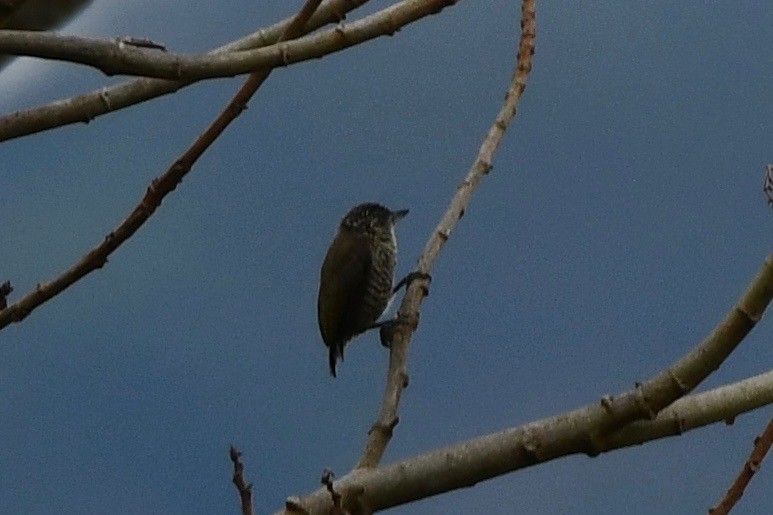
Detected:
left=229, top=445, right=254, bottom=515
left=763, top=164, right=773, bottom=207
left=0, top=281, right=12, bottom=310
left=672, top=412, right=686, bottom=435
left=98, top=88, right=113, bottom=112
left=280, top=43, right=291, bottom=66
left=520, top=428, right=543, bottom=463
left=667, top=367, right=691, bottom=396
left=321, top=468, right=352, bottom=513
left=634, top=381, right=657, bottom=420
left=585, top=430, right=603, bottom=457
left=735, top=300, right=760, bottom=324
left=284, top=496, right=307, bottom=513
left=397, top=310, right=420, bottom=332
left=399, top=371, right=409, bottom=388
left=369, top=416, right=400, bottom=437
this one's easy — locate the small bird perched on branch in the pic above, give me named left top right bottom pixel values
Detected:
left=317, top=202, right=408, bottom=377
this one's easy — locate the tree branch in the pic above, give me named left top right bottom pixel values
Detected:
left=230, top=446, right=255, bottom=515
left=0, top=280, right=12, bottom=309
left=317, top=244, right=773, bottom=511
left=281, top=371, right=773, bottom=513
left=764, top=164, right=773, bottom=207
left=0, top=0, right=461, bottom=81
left=0, top=0, right=371, bottom=142
left=709, top=417, right=773, bottom=515
left=0, top=0, right=325, bottom=331
left=588, top=252, right=773, bottom=446
left=357, top=0, right=537, bottom=471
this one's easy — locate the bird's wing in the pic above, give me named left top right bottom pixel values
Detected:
left=317, top=230, right=371, bottom=348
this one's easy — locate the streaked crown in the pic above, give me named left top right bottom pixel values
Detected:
left=340, top=203, right=408, bottom=237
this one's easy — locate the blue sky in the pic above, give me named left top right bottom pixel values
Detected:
left=1, top=1, right=771, bottom=513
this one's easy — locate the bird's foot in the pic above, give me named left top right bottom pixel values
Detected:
left=392, top=271, right=432, bottom=296
left=378, top=312, right=420, bottom=348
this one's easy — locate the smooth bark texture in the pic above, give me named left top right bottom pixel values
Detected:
left=0, top=0, right=324, bottom=331
left=0, top=1, right=460, bottom=81
left=281, top=371, right=773, bottom=514
left=0, top=0, right=371, bottom=141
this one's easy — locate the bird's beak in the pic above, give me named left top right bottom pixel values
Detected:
left=391, top=209, right=409, bottom=222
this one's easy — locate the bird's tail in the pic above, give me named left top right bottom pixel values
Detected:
left=328, top=343, right=344, bottom=378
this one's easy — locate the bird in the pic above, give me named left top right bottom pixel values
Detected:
left=317, top=202, right=408, bottom=377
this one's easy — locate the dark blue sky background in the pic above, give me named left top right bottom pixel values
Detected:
left=1, top=1, right=771, bottom=513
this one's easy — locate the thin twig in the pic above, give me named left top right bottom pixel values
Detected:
left=321, top=469, right=346, bottom=514
left=0, top=0, right=324, bottom=331
left=230, top=446, right=254, bottom=515
left=357, top=0, right=537, bottom=470
left=709, top=417, right=773, bottom=515
left=0, top=0, right=371, bottom=142
left=0, top=0, right=461, bottom=81
left=763, top=164, right=773, bottom=207
left=0, top=281, right=12, bottom=309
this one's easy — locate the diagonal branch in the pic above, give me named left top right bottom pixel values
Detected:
left=282, top=371, right=773, bottom=513
left=0, top=0, right=462, bottom=81
left=352, top=246, right=773, bottom=509
left=0, top=0, right=324, bottom=332
left=0, top=0, right=371, bottom=142
left=588, top=252, right=773, bottom=446
left=709, top=417, right=773, bottom=515
left=357, top=0, right=537, bottom=470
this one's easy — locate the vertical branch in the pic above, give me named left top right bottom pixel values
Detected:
left=763, top=164, right=773, bottom=207
left=230, top=446, right=254, bottom=515
left=0, top=281, right=12, bottom=309
left=357, top=0, right=537, bottom=470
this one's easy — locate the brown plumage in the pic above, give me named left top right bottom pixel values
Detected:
left=317, top=203, right=408, bottom=377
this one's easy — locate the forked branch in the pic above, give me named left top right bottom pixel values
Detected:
left=281, top=370, right=772, bottom=513
left=0, top=0, right=371, bottom=142
left=0, top=0, right=461, bottom=81
left=0, top=0, right=464, bottom=141
left=0, top=0, right=325, bottom=331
